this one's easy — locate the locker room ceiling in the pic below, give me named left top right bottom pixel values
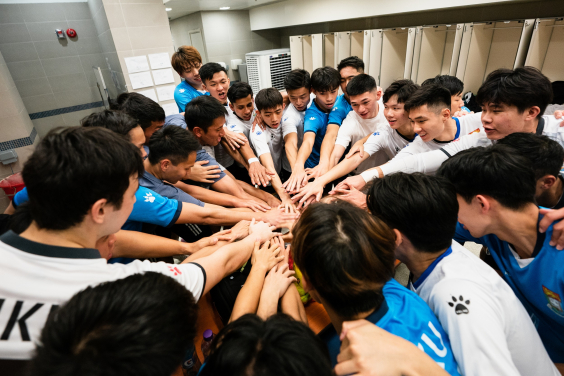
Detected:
left=164, top=0, right=287, bottom=20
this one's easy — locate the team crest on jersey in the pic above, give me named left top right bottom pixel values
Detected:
left=229, top=124, right=236, bottom=129
left=448, top=295, right=470, bottom=315
left=373, top=132, right=380, bottom=136
left=543, top=286, right=564, bottom=317
left=256, top=130, right=263, bottom=136
left=179, top=89, right=185, bottom=93
left=144, top=192, right=155, bottom=203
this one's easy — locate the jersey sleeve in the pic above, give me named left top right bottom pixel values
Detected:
left=430, top=279, right=521, bottom=376
left=196, top=150, right=226, bottom=182
left=363, top=129, right=393, bottom=157
left=334, top=116, right=355, bottom=148
left=129, top=187, right=182, bottom=228
left=328, top=97, right=349, bottom=126
left=453, top=222, right=484, bottom=245
left=226, top=116, right=247, bottom=134
left=250, top=128, right=272, bottom=158
left=174, top=87, right=191, bottom=113
left=12, top=187, right=29, bottom=208
left=282, top=112, right=299, bottom=139
left=303, top=114, right=323, bottom=135
left=174, top=188, right=205, bottom=207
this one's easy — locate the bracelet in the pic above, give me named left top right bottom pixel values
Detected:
left=248, top=158, right=259, bottom=164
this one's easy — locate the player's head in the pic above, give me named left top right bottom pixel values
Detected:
left=255, top=88, right=284, bottom=129
left=382, top=79, right=419, bottom=130
left=227, top=82, right=254, bottom=122
left=112, top=92, right=165, bottom=143
left=185, top=95, right=228, bottom=147
left=367, top=173, right=458, bottom=259
left=81, top=110, right=147, bottom=159
left=437, top=144, right=536, bottom=238
left=476, top=67, right=553, bottom=140
left=200, top=62, right=230, bottom=104
left=31, top=272, right=198, bottom=376
left=346, top=74, right=382, bottom=120
left=422, top=75, right=465, bottom=113
left=337, top=56, right=364, bottom=98
left=171, top=46, right=203, bottom=88
left=199, top=314, right=332, bottom=376
left=311, top=66, right=340, bottom=111
left=292, top=201, right=395, bottom=319
left=147, top=126, right=201, bottom=184
left=497, top=133, right=564, bottom=206
left=404, top=84, right=452, bottom=142
left=22, top=127, right=143, bottom=238
left=284, top=69, right=312, bottom=112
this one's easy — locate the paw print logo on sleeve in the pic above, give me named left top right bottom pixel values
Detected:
left=143, top=192, right=155, bottom=203
left=448, top=295, right=470, bottom=315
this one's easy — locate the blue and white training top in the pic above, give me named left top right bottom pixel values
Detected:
left=174, top=80, right=209, bottom=112
left=303, top=100, right=330, bottom=169
left=328, top=94, right=352, bottom=126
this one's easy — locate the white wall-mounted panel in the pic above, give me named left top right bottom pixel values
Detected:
left=324, top=33, right=336, bottom=68
left=336, top=32, right=351, bottom=66
left=311, top=33, right=324, bottom=70
left=380, top=28, right=409, bottom=90
left=290, top=35, right=303, bottom=69
left=302, top=35, right=314, bottom=73
left=368, top=29, right=383, bottom=85
left=526, top=18, right=564, bottom=82
left=404, top=27, right=418, bottom=80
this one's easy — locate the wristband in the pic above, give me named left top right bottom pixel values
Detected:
left=360, top=169, right=379, bottom=183
left=248, top=158, right=259, bottom=164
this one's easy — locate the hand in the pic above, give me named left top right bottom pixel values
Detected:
left=248, top=218, right=276, bottom=242
left=187, top=160, right=222, bottom=183
left=251, top=110, right=266, bottom=133
left=539, top=208, right=564, bottom=250
left=330, top=186, right=367, bottom=209
left=261, top=207, right=299, bottom=228
left=283, top=167, right=309, bottom=194
left=249, top=161, right=274, bottom=187
left=234, top=198, right=271, bottom=212
left=263, top=262, right=296, bottom=299
left=279, top=198, right=298, bottom=214
left=230, top=220, right=251, bottom=241
left=262, top=194, right=282, bottom=209
left=332, top=175, right=367, bottom=192
left=96, top=233, right=117, bottom=260
left=223, top=128, right=248, bottom=150
left=555, top=110, right=564, bottom=127
left=305, top=162, right=328, bottom=180
left=292, top=180, right=324, bottom=209
left=346, top=138, right=366, bottom=159
left=251, top=238, right=283, bottom=273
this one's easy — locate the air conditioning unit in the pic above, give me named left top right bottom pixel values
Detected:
left=245, top=48, right=291, bottom=95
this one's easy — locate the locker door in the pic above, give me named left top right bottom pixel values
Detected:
left=410, top=26, right=423, bottom=82
left=323, top=33, right=336, bottom=68
left=311, top=33, right=324, bottom=70
left=302, top=35, right=313, bottom=73
left=404, top=27, right=418, bottom=80
left=363, top=30, right=372, bottom=74
left=336, top=32, right=351, bottom=65
left=290, top=35, right=303, bottom=69
left=455, top=23, right=474, bottom=83
left=368, top=29, right=383, bottom=85
left=448, top=24, right=465, bottom=75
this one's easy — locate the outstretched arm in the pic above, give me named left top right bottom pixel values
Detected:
left=284, top=132, right=316, bottom=193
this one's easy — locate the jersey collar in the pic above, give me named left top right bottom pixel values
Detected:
left=365, top=298, right=389, bottom=325
left=395, top=129, right=416, bottom=142
left=0, top=230, right=101, bottom=259
left=536, top=116, right=545, bottom=135
left=411, top=247, right=453, bottom=289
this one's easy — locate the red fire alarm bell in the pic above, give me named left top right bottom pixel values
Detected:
left=66, top=28, right=77, bottom=38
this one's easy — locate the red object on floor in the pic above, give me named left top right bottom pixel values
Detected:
left=0, top=173, right=24, bottom=201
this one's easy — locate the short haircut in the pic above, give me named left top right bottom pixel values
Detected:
left=291, top=201, right=395, bottom=319
left=171, top=45, right=202, bottom=75
left=367, top=173, right=458, bottom=253
left=437, top=144, right=536, bottom=210
left=383, top=79, right=420, bottom=104
left=404, top=84, right=451, bottom=114
left=80, top=110, right=139, bottom=140
left=30, top=272, right=198, bottom=376
left=22, top=127, right=143, bottom=230
left=337, top=56, right=364, bottom=73
left=113, top=92, right=165, bottom=130
left=497, top=133, right=564, bottom=181
left=184, top=95, right=227, bottom=132
left=148, top=125, right=201, bottom=165
left=422, top=75, right=464, bottom=96
left=227, top=81, right=253, bottom=104
left=310, top=66, right=340, bottom=93
left=284, top=69, right=311, bottom=91
left=199, top=62, right=227, bottom=84
left=200, top=314, right=332, bottom=376
left=346, top=73, right=377, bottom=97
left=476, top=67, right=553, bottom=118
left=255, top=88, right=283, bottom=111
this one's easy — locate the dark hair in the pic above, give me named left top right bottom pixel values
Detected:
left=310, top=66, right=340, bottom=93
left=184, top=95, right=227, bottom=132
left=476, top=67, right=553, bottom=118
left=22, top=127, right=143, bottom=230
left=383, top=79, right=420, bottom=104
left=497, top=133, right=564, bottom=181
left=337, top=56, right=364, bottom=73
left=404, top=84, right=451, bottom=114
left=284, top=69, right=311, bottom=91
left=346, top=73, right=376, bottom=97
left=255, top=88, right=284, bottom=111
left=421, top=75, right=464, bottom=96
left=30, top=272, right=198, bottom=376
left=112, top=92, right=165, bottom=130
left=437, top=145, right=536, bottom=210
left=148, top=125, right=200, bottom=165
left=80, top=110, right=139, bottom=140
left=200, top=314, right=332, bottom=376
left=199, top=62, right=227, bottom=84
left=227, top=81, right=254, bottom=104
left=367, top=173, right=458, bottom=253
left=291, top=201, right=395, bottom=319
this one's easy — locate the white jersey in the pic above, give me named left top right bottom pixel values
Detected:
left=410, top=241, right=559, bottom=376
left=0, top=231, right=206, bottom=360
left=363, top=125, right=415, bottom=159
left=226, top=112, right=256, bottom=140
left=250, top=125, right=285, bottom=174
left=282, top=103, right=306, bottom=150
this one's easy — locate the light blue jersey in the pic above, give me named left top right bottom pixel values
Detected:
left=328, top=94, right=352, bottom=126
left=319, top=279, right=460, bottom=374
left=303, top=100, right=330, bottom=168
left=455, top=217, right=564, bottom=362
left=174, top=80, right=209, bottom=112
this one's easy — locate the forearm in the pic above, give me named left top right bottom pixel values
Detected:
left=238, top=143, right=257, bottom=167
left=293, top=138, right=314, bottom=171
left=329, top=145, right=345, bottom=169
left=112, top=230, right=187, bottom=258
left=257, top=286, right=279, bottom=319
left=238, top=179, right=277, bottom=203
left=221, top=139, right=248, bottom=167
left=319, top=125, right=339, bottom=166
left=175, top=181, right=239, bottom=207
left=284, top=134, right=298, bottom=169
left=184, top=240, right=232, bottom=262
left=319, top=156, right=364, bottom=186
left=280, top=284, right=307, bottom=323
left=229, top=264, right=268, bottom=322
